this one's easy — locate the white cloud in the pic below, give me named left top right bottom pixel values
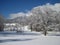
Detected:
left=9, top=11, right=32, bottom=19
left=9, top=12, right=26, bottom=19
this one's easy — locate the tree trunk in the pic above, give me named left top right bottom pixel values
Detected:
left=43, top=30, right=47, bottom=36
left=43, top=25, right=47, bottom=36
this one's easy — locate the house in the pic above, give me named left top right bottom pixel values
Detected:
left=4, top=23, right=24, bottom=32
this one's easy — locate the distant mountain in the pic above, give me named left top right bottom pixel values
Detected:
left=5, top=15, right=29, bottom=25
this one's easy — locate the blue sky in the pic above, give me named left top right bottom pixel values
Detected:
left=0, top=0, right=60, bottom=18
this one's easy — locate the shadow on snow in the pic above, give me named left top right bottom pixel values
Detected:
left=0, top=31, right=40, bottom=36
left=0, top=38, right=34, bottom=43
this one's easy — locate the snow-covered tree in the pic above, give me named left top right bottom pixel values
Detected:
left=28, top=3, right=60, bottom=36
left=0, top=14, right=5, bottom=31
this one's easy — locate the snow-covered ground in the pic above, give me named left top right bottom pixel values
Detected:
left=0, top=31, right=60, bottom=45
